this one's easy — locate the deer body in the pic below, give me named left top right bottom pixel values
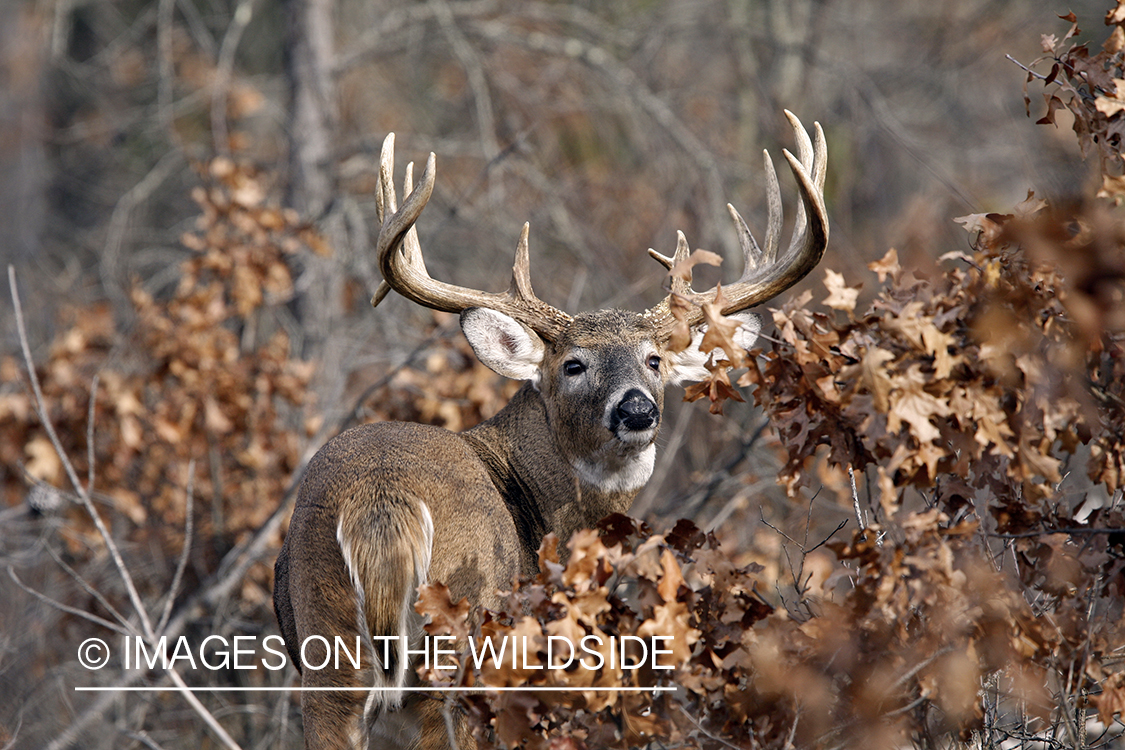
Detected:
left=275, top=113, right=828, bottom=749
left=274, top=309, right=716, bottom=748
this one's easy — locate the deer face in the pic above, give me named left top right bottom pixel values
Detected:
left=460, top=306, right=761, bottom=493
left=543, top=310, right=665, bottom=460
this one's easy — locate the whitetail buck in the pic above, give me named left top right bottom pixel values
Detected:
left=274, top=111, right=827, bottom=749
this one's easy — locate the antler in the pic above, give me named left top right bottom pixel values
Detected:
left=371, top=133, right=573, bottom=342
left=642, top=110, right=829, bottom=339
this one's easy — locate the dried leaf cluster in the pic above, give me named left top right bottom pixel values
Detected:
left=2, top=158, right=318, bottom=567
left=663, top=248, right=757, bottom=415
left=743, top=200, right=1125, bottom=516
left=1026, top=0, right=1125, bottom=201
left=417, top=499, right=1121, bottom=747
left=415, top=516, right=781, bottom=749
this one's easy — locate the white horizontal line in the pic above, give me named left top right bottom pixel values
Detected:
left=74, top=686, right=676, bottom=693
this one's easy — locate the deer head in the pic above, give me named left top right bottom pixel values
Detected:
left=369, top=109, right=827, bottom=454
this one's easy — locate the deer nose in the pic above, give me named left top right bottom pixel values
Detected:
left=613, top=389, right=659, bottom=432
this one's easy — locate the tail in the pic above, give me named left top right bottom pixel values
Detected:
left=336, top=497, right=434, bottom=719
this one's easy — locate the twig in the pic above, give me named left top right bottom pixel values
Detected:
left=805, top=519, right=847, bottom=555
left=988, top=527, right=1125, bottom=539
left=47, top=686, right=141, bottom=750
left=0, top=709, right=21, bottom=750
left=87, top=373, right=98, bottom=497
left=333, top=0, right=499, bottom=73
left=165, top=667, right=243, bottom=749
left=156, top=0, right=177, bottom=139
left=101, top=150, right=183, bottom=314
left=849, top=464, right=865, bottom=530
left=429, top=0, right=499, bottom=164
left=759, top=508, right=801, bottom=547
left=675, top=704, right=743, bottom=750
left=7, top=566, right=132, bottom=637
left=783, top=706, right=800, bottom=750
left=122, top=730, right=169, bottom=750
left=759, top=496, right=843, bottom=622
left=881, top=693, right=929, bottom=719
left=210, top=0, right=260, bottom=156
left=156, top=459, right=196, bottom=635
left=168, top=449, right=311, bottom=638
left=65, top=371, right=135, bottom=632
left=469, top=18, right=737, bottom=258
left=175, top=0, right=217, bottom=58
left=441, top=693, right=462, bottom=750
left=338, top=324, right=453, bottom=432
left=45, top=545, right=134, bottom=634
left=886, top=644, right=955, bottom=699
left=1006, top=54, right=1049, bottom=81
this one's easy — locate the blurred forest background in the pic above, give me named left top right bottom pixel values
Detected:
left=0, top=0, right=1122, bottom=747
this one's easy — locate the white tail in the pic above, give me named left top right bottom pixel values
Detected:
left=273, top=111, right=828, bottom=749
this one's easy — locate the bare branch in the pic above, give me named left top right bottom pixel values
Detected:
left=676, top=704, right=743, bottom=750
left=0, top=709, right=21, bottom=750
left=166, top=667, right=243, bottom=750
left=429, top=0, right=499, bottom=163
left=1006, top=53, right=1050, bottom=81
left=45, top=545, right=134, bottom=635
left=7, top=566, right=133, bottom=637
left=471, top=20, right=736, bottom=260
left=849, top=464, right=865, bottom=530
left=100, top=150, right=183, bottom=314
left=122, top=730, right=170, bottom=750
left=86, top=373, right=97, bottom=497
left=157, top=0, right=176, bottom=138
left=156, top=459, right=196, bottom=635
left=211, top=0, right=260, bottom=156
left=9, top=265, right=156, bottom=640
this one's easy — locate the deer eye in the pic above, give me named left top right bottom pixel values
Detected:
left=563, top=360, right=586, bottom=376
left=647, top=355, right=661, bottom=371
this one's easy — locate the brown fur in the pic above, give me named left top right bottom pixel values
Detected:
left=275, top=311, right=685, bottom=749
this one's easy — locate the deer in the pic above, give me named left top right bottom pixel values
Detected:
left=273, top=110, right=828, bottom=749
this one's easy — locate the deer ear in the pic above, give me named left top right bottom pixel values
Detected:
left=669, top=311, right=762, bottom=385
left=461, top=308, right=546, bottom=383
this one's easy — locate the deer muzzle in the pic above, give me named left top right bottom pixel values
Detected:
left=612, top=388, right=660, bottom=433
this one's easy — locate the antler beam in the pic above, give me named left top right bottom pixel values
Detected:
left=371, top=133, right=573, bottom=342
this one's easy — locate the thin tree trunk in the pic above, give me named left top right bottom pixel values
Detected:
left=285, top=0, right=337, bottom=217
left=284, top=0, right=345, bottom=366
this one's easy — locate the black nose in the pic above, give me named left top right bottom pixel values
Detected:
left=613, top=389, right=659, bottom=432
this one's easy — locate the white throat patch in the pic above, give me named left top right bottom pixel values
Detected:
left=572, top=443, right=656, bottom=494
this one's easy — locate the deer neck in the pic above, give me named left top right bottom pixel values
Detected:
left=463, top=383, right=648, bottom=567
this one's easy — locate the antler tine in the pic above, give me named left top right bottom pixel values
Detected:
left=399, top=160, right=428, bottom=269
left=372, top=133, right=573, bottom=342
left=643, top=113, right=829, bottom=340
left=671, top=232, right=693, bottom=295
left=727, top=204, right=761, bottom=276
left=647, top=248, right=674, bottom=270
left=509, top=223, right=536, bottom=302
left=641, top=232, right=695, bottom=323
left=782, top=111, right=824, bottom=259
left=761, top=149, right=783, bottom=266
